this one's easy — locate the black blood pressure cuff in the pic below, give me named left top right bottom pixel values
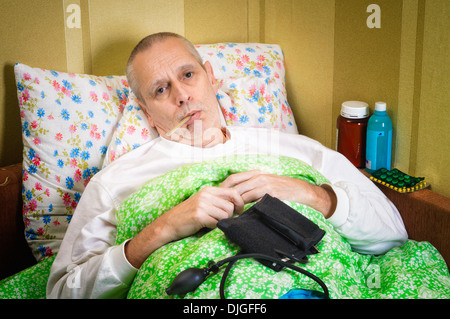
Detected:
left=217, top=194, right=325, bottom=272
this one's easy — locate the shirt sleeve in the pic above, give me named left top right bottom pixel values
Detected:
left=46, top=180, right=138, bottom=299
left=312, top=143, right=408, bottom=255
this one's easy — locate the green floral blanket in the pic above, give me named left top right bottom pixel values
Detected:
left=1, top=155, right=449, bottom=299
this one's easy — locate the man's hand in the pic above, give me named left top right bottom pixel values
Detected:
left=220, top=170, right=337, bottom=218
left=155, top=186, right=244, bottom=240
left=125, top=186, right=244, bottom=268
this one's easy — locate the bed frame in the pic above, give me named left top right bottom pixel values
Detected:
left=1, top=162, right=449, bottom=281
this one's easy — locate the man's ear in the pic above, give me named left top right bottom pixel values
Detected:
left=204, top=61, right=218, bottom=94
left=137, top=99, right=156, bottom=128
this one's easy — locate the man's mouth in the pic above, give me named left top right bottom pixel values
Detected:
left=185, top=111, right=201, bottom=125
left=166, top=111, right=201, bottom=136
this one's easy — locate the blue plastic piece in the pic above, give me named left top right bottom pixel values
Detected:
left=279, top=289, right=326, bottom=299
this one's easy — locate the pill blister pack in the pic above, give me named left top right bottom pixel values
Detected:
left=369, top=168, right=429, bottom=193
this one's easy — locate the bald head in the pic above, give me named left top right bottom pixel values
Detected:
left=126, top=32, right=204, bottom=102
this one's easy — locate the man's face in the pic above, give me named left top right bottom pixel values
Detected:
left=133, top=37, right=223, bottom=147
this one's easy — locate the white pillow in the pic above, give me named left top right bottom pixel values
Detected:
left=16, top=63, right=127, bottom=261
left=103, top=92, right=158, bottom=165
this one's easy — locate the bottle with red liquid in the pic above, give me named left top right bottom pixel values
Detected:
left=336, top=101, right=369, bottom=167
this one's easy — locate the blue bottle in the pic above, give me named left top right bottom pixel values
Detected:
left=365, top=102, right=393, bottom=173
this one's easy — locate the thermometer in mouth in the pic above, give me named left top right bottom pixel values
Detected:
left=166, top=114, right=193, bottom=137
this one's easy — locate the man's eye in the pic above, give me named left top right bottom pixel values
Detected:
left=156, top=87, right=166, bottom=95
left=185, top=72, right=193, bottom=79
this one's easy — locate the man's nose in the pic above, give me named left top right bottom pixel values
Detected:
left=172, top=81, right=190, bottom=106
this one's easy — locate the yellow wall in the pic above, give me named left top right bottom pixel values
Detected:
left=0, top=0, right=67, bottom=167
left=264, top=0, right=335, bottom=148
left=1, top=0, right=449, bottom=197
left=415, top=0, right=450, bottom=197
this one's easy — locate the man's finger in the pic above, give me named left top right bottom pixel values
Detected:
left=198, top=186, right=245, bottom=215
left=220, top=170, right=265, bottom=188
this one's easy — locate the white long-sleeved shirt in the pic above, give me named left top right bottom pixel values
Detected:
left=46, top=126, right=407, bottom=298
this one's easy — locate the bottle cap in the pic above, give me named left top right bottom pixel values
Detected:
left=375, top=102, right=387, bottom=112
left=340, top=101, right=369, bottom=119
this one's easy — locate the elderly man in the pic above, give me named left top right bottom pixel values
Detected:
left=47, top=32, right=407, bottom=298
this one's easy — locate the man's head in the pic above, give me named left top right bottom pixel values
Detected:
left=126, top=32, right=224, bottom=147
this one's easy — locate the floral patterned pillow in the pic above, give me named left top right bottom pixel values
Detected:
left=103, top=93, right=158, bottom=166
left=16, top=63, right=128, bottom=261
left=196, top=43, right=297, bottom=132
left=103, top=43, right=298, bottom=166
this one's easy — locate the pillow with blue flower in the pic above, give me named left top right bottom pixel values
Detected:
left=16, top=63, right=128, bottom=261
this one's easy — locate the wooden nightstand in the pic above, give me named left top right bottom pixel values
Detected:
left=360, top=168, right=450, bottom=267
